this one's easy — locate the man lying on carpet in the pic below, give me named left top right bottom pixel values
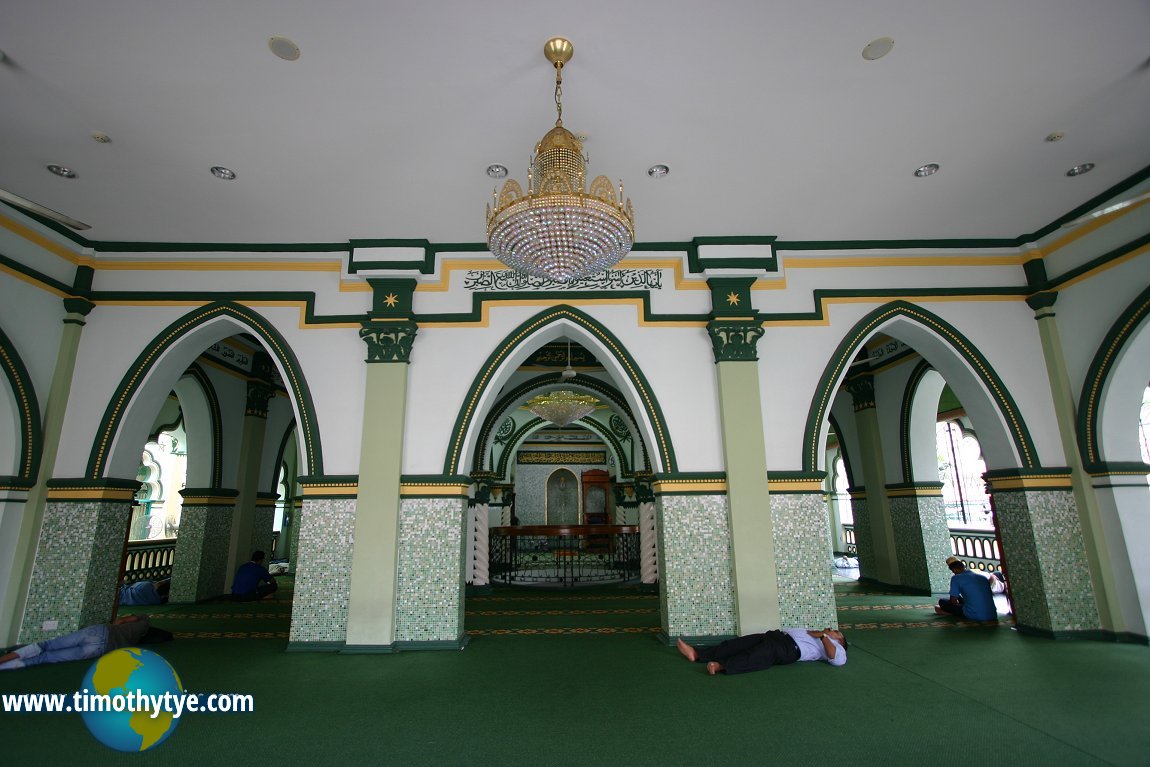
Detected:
left=0, top=615, right=172, bottom=670
left=676, top=628, right=847, bottom=675
left=935, top=556, right=997, bottom=622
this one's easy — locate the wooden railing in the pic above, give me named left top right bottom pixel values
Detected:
left=838, top=525, right=1002, bottom=572
left=490, top=525, right=640, bottom=586
left=123, top=539, right=176, bottom=583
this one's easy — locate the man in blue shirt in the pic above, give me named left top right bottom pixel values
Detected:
left=231, top=550, right=278, bottom=601
left=936, top=556, right=997, bottom=621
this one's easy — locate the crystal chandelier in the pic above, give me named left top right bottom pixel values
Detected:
left=486, top=38, right=634, bottom=283
left=526, top=390, right=600, bottom=427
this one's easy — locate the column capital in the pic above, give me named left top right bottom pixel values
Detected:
left=1026, top=291, right=1059, bottom=316
left=245, top=379, right=273, bottom=417
left=707, top=320, right=765, bottom=362
left=359, top=320, right=418, bottom=363
left=845, top=372, right=876, bottom=411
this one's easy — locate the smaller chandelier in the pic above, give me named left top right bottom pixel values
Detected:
left=525, top=390, right=600, bottom=427
left=486, top=38, right=634, bottom=283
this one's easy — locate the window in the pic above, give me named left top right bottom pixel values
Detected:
left=936, top=420, right=993, bottom=528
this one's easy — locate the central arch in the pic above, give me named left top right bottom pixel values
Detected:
left=444, top=305, right=675, bottom=476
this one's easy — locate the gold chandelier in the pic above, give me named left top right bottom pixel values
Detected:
left=525, top=390, right=600, bottom=427
left=486, top=38, right=634, bottom=283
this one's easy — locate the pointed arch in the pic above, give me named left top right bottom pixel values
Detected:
left=86, top=302, right=323, bottom=479
left=444, top=305, right=675, bottom=475
left=803, top=301, right=1037, bottom=473
left=1078, top=284, right=1150, bottom=469
left=0, top=324, right=42, bottom=482
left=899, top=360, right=948, bottom=483
left=493, top=416, right=634, bottom=482
left=175, top=363, right=223, bottom=488
left=473, top=371, right=648, bottom=476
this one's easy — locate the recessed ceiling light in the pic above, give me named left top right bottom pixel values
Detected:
left=913, top=163, right=940, bottom=177
left=211, top=166, right=237, bottom=180
left=268, top=36, right=300, bottom=61
left=46, top=164, right=76, bottom=179
left=1066, top=163, right=1095, bottom=177
left=647, top=164, right=670, bottom=179
left=1044, top=131, right=1065, bottom=143
left=862, top=37, right=895, bottom=61
left=486, top=164, right=508, bottom=179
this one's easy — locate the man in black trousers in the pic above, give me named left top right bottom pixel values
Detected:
left=677, top=627, right=848, bottom=675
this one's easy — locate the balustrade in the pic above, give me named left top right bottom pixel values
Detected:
left=123, top=539, right=177, bottom=583
left=490, top=525, right=640, bottom=586
left=838, top=525, right=1002, bottom=572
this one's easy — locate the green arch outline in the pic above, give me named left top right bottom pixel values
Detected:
left=180, top=363, right=224, bottom=488
left=473, top=371, right=648, bottom=474
left=0, top=325, right=42, bottom=481
left=86, top=302, right=324, bottom=478
left=445, top=305, right=675, bottom=475
left=899, top=360, right=936, bottom=483
left=803, top=301, right=1037, bottom=473
left=493, top=415, right=636, bottom=481
left=1077, top=284, right=1150, bottom=468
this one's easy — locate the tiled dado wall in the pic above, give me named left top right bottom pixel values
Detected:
left=770, top=493, right=838, bottom=629
left=250, top=505, right=276, bottom=560
left=657, top=494, right=737, bottom=638
left=289, top=497, right=356, bottom=644
left=889, top=495, right=952, bottom=593
left=994, top=489, right=1101, bottom=633
left=170, top=505, right=233, bottom=602
left=21, top=500, right=130, bottom=643
left=394, top=497, right=467, bottom=644
left=849, top=495, right=878, bottom=581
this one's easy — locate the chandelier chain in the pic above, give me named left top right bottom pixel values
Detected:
left=554, top=63, right=564, bottom=127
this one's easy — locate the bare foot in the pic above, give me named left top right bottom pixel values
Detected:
left=707, top=661, right=723, bottom=675
left=934, top=606, right=950, bottom=616
left=676, top=637, right=697, bottom=662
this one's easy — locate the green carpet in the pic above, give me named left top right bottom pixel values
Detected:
left=2, top=578, right=1148, bottom=766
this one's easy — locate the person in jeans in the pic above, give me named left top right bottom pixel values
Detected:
left=0, top=615, right=152, bottom=670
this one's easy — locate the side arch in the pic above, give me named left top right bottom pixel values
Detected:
left=444, top=305, right=675, bottom=475
left=803, top=301, right=1038, bottom=473
left=0, top=325, right=42, bottom=481
left=86, top=302, right=323, bottom=479
left=899, top=361, right=948, bottom=483
left=174, top=363, right=223, bottom=488
left=1078, top=284, right=1150, bottom=469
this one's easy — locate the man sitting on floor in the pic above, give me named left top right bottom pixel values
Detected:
left=230, top=550, right=278, bottom=602
left=676, top=628, right=848, bottom=675
left=935, top=556, right=997, bottom=621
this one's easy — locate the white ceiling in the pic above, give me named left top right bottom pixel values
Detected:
left=2, top=0, right=1149, bottom=246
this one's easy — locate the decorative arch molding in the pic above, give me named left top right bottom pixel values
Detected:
left=492, top=415, right=633, bottom=482
left=1078, top=284, right=1150, bottom=470
left=86, top=302, right=323, bottom=479
left=899, top=361, right=949, bottom=483
left=444, top=305, right=675, bottom=475
left=803, top=301, right=1038, bottom=473
left=0, top=324, right=42, bottom=482
left=472, top=371, right=648, bottom=475
left=270, top=420, right=298, bottom=495
left=825, top=411, right=855, bottom=489
left=176, top=364, right=223, bottom=488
